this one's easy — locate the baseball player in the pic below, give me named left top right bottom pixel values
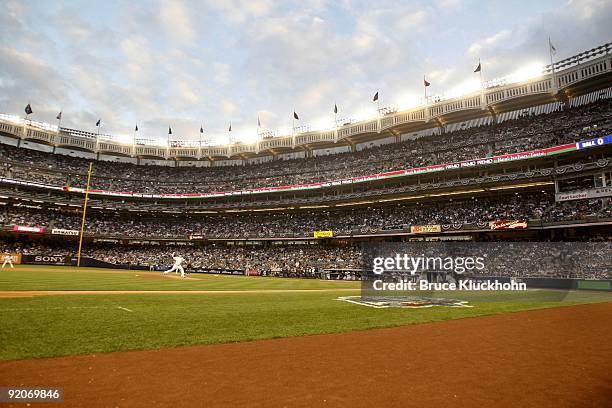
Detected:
left=2, top=254, right=14, bottom=269
left=163, top=253, right=185, bottom=278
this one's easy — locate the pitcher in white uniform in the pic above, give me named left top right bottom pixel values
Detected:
left=163, top=253, right=185, bottom=278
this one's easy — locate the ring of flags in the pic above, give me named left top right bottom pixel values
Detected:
left=19, top=38, right=560, bottom=143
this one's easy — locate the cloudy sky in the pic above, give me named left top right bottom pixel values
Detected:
left=1, top=0, right=610, bottom=145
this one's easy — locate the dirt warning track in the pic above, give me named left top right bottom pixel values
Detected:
left=0, top=302, right=610, bottom=407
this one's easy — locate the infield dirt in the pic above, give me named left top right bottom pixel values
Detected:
left=0, top=302, right=610, bottom=407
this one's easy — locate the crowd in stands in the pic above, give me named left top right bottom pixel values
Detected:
left=1, top=239, right=609, bottom=279
left=0, top=98, right=610, bottom=194
left=0, top=241, right=361, bottom=279
left=0, top=194, right=610, bottom=238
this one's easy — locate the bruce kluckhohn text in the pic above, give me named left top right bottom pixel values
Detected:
left=370, top=254, right=527, bottom=292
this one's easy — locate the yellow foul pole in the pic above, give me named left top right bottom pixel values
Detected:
left=77, top=162, right=93, bottom=267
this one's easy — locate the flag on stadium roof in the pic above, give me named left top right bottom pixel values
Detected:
left=200, top=125, right=204, bottom=133
left=95, top=119, right=101, bottom=126
left=334, top=104, right=338, bottom=114
left=168, top=126, right=172, bottom=135
left=24, top=103, right=33, bottom=115
left=135, top=124, right=138, bottom=132
left=474, top=60, right=481, bottom=73
left=228, top=123, right=232, bottom=132
left=372, top=92, right=379, bottom=102
left=56, top=111, right=62, bottom=120
left=549, top=37, right=557, bottom=54
left=293, top=111, right=299, bottom=120
left=424, top=77, right=431, bottom=87
left=257, top=116, right=261, bottom=127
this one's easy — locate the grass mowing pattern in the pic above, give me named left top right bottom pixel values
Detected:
left=0, top=265, right=360, bottom=291
left=0, top=266, right=610, bottom=360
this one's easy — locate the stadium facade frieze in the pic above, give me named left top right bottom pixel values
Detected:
left=0, top=46, right=610, bottom=161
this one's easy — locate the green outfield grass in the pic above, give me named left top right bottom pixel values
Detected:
left=0, top=265, right=610, bottom=360
left=0, top=265, right=360, bottom=291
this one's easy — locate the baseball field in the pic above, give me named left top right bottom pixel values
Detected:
left=0, top=265, right=611, bottom=407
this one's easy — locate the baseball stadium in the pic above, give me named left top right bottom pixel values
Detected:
left=0, top=2, right=611, bottom=407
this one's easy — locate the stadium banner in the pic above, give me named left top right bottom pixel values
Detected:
left=189, top=235, right=205, bottom=240
left=314, top=230, right=334, bottom=238
left=12, top=225, right=45, bottom=234
left=21, top=254, right=71, bottom=265
left=50, top=136, right=610, bottom=200
left=555, top=186, right=612, bottom=202
left=51, top=228, right=79, bottom=236
left=410, top=225, right=441, bottom=234
left=489, top=220, right=528, bottom=230
left=0, top=253, right=22, bottom=264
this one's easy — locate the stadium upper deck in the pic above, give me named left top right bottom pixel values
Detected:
left=1, top=96, right=611, bottom=205
left=1, top=43, right=611, bottom=163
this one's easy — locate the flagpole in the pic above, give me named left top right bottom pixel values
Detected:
left=77, top=162, right=93, bottom=267
left=95, top=120, right=100, bottom=153
left=548, top=37, right=557, bottom=93
left=24, top=102, right=31, bottom=137
left=548, top=37, right=555, bottom=75
left=57, top=110, right=62, bottom=133
left=424, top=76, right=427, bottom=100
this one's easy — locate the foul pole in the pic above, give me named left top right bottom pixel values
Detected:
left=77, top=162, right=94, bottom=267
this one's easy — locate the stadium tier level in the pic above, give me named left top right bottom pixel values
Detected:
left=0, top=46, right=611, bottom=275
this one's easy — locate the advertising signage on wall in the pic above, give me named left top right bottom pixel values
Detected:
left=555, top=186, right=612, bottom=202
left=12, top=225, right=45, bottom=234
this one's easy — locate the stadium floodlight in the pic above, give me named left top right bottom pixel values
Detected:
left=354, top=106, right=379, bottom=122
left=234, top=127, right=258, bottom=144
left=277, top=126, right=293, bottom=137
left=396, top=94, right=422, bottom=111
left=115, top=134, right=134, bottom=145
left=507, top=62, right=545, bottom=83
left=446, top=78, right=482, bottom=99
left=311, top=116, right=335, bottom=131
left=0, top=113, right=23, bottom=125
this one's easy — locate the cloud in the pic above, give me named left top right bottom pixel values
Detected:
left=0, top=0, right=610, bottom=142
left=158, top=0, right=195, bottom=45
left=204, top=0, right=273, bottom=24
left=213, top=63, right=231, bottom=84
left=467, top=29, right=513, bottom=56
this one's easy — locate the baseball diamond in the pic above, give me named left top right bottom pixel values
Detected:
left=1, top=2, right=612, bottom=407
